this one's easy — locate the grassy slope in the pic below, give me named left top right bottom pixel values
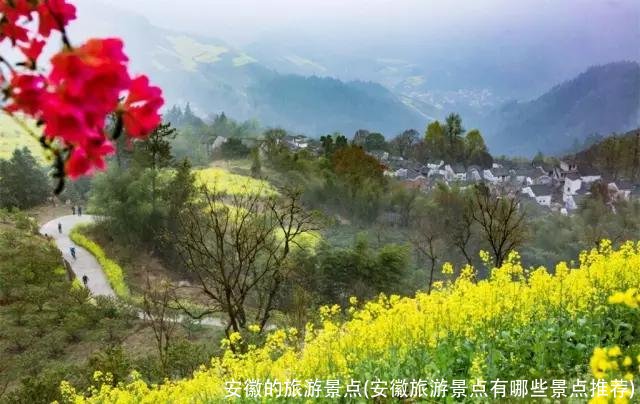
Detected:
left=0, top=113, right=45, bottom=162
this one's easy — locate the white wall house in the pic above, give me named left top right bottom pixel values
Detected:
left=581, top=174, right=602, bottom=183
left=427, top=160, right=444, bottom=170
left=563, top=174, right=582, bottom=200
left=483, top=169, right=497, bottom=183
left=523, top=185, right=552, bottom=207
left=559, top=160, right=578, bottom=172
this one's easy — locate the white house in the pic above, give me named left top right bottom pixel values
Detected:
left=563, top=173, right=582, bottom=200
left=523, top=184, right=553, bottom=207
left=559, top=159, right=578, bottom=173
left=394, top=168, right=408, bottom=179
left=483, top=169, right=497, bottom=183
left=579, top=167, right=602, bottom=184
left=427, top=160, right=444, bottom=170
left=609, top=181, right=633, bottom=201
left=444, top=164, right=467, bottom=181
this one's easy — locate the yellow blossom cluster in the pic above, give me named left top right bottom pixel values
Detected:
left=588, top=286, right=640, bottom=404
left=62, top=240, right=640, bottom=403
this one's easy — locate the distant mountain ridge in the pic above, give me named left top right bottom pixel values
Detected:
left=71, top=1, right=425, bottom=137
left=485, top=61, right=640, bottom=156
left=71, top=3, right=639, bottom=151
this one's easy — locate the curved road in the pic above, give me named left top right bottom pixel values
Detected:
left=40, top=215, right=116, bottom=297
left=40, top=215, right=226, bottom=328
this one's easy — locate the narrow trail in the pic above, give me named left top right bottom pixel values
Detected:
left=40, top=214, right=115, bottom=297
left=40, top=215, right=225, bottom=328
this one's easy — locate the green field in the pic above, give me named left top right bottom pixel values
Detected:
left=0, top=113, right=46, bottom=162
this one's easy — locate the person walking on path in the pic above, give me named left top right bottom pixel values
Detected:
left=58, top=222, right=62, bottom=233
left=78, top=206, right=82, bottom=216
left=70, top=246, right=76, bottom=260
left=72, top=205, right=76, bottom=215
left=82, top=275, right=89, bottom=288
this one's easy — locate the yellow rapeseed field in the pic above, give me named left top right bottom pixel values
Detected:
left=195, top=168, right=277, bottom=197
left=61, top=240, right=640, bottom=403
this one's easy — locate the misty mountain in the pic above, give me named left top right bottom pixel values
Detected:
left=70, top=2, right=425, bottom=137
left=484, top=62, right=640, bottom=156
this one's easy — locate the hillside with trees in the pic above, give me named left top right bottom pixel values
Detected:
left=486, top=61, right=640, bottom=155
left=570, top=128, right=640, bottom=182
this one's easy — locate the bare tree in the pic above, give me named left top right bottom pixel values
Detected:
left=410, top=206, right=445, bottom=293
left=470, top=184, right=527, bottom=267
left=175, top=185, right=319, bottom=337
left=434, top=185, right=476, bottom=266
left=141, top=272, right=179, bottom=376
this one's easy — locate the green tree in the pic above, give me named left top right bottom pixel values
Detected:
left=335, top=134, right=348, bottom=149
left=165, top=159, right=195, bottom=217
left=313, top=236, right=409, bottom=305
left=250, top=147, right=262, bottom=178
left=464, top=129, right=493, bottom=167
left=444, top=113, right=465, bottom=161
left=263, top=128, right=287, bottom=159
left=134, top=123, right=176, bottom=211
left=363, top=132, right=387, bottom=151
left=424, top=121, right=446, bottom=160
left=90, top=165, right=156, bottom=244
left=220, top=138, right=250, bottom=159
left=0, top=148, right=49, bottom=209
left=319, top=134, right=335, bottom=156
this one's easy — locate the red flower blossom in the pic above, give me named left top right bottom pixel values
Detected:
left=41, top=94, right=90, bottom=144
left=4, top=73, right=48, bottom=115
left=122, top=75, right=163, bottom=138
left=65, top=138, right=114, bottom=178
left=0, top=0, right=36, bottom=23
left=0, top=19, right=29, bottom=44
left=50, top=38, right=129, bottom=107
left=19, top=38, right=46, bottom=66
left=37, top=0, right=76, bottom=37
left=0, top=3, right=164, bottom=182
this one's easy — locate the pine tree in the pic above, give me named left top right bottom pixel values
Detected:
left=0, top=148, right=50, bottom=209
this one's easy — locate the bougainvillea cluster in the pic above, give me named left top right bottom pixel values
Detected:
left=0, top=0, right=163, bottom=188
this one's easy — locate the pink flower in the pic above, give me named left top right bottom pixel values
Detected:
left=37, top=0, right=76, bottom=37
left=19, top=38, right=46, bottom=66
left=65, top=138, right=114, bottom=178
left=122, top=75, right=163, bottom=138
left=4, top=73, right=48, bottom=115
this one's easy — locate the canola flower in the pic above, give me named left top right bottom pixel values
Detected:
left=69, top=225, right=130, bottom=298
left=588, top=286, right=640, bottom=404
left=61, top=240, right=640, bottom=403
left=195, top=167, right=277, bottom=196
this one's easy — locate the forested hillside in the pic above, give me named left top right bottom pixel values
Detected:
left=69, top=2, right=424, bottom=137
left=486, top=62, right=640, bottom=155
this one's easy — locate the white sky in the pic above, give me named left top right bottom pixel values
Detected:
left=81, top=0, right=640, bottom=49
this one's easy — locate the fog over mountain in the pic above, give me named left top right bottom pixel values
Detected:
left=70, top=0, right=640, bottom=154
left=85, top=0, right=639, bottom=98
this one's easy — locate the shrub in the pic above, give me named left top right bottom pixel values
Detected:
left=69, top=225, right=130, bottom=299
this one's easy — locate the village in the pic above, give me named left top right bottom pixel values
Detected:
left=371, top=150, right=639, bottom=215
